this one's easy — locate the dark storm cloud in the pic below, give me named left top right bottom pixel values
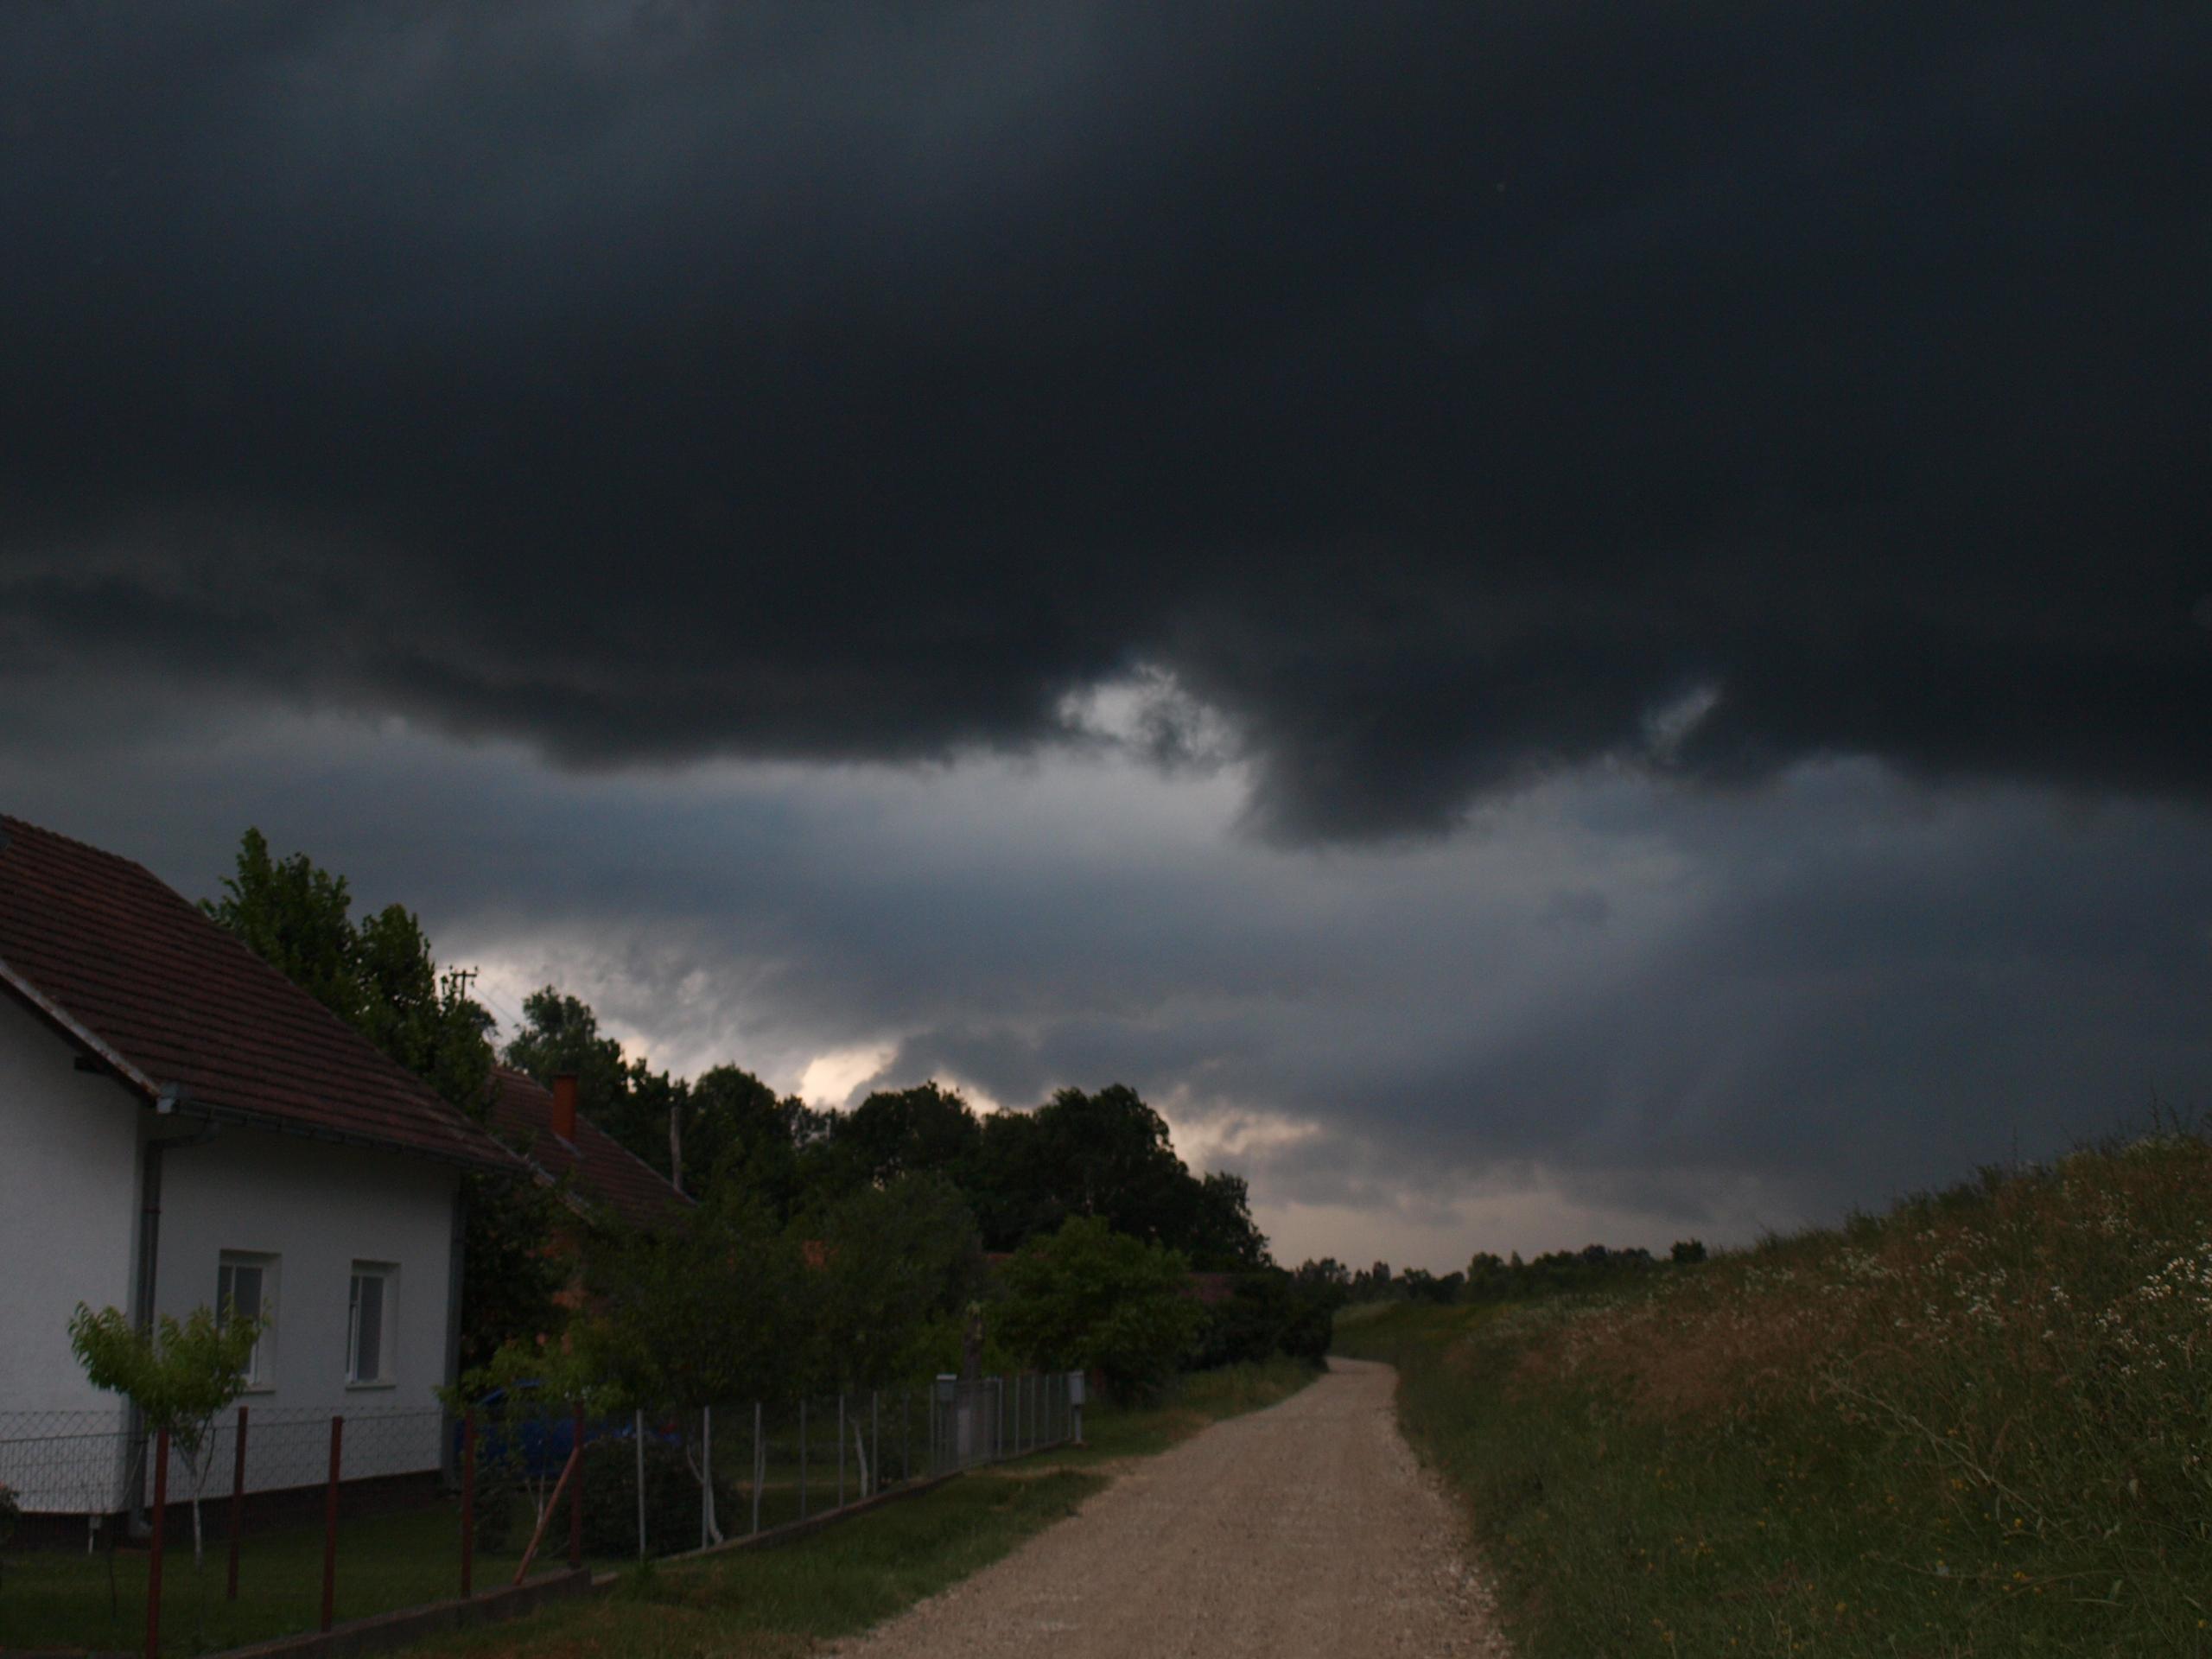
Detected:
left=3, top=2, right=2209, bottom=838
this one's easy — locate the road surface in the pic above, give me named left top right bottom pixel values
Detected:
left=836, top=1356, right=1510, bottom=1658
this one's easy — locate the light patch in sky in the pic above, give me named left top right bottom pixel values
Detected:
left=800, top=1041, right=901, bottom=1109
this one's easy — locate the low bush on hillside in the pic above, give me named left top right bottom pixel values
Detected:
left=1188, top=1272, right=1338, bottom=1370
left=1337, top=1128, right=2212, bottom=1657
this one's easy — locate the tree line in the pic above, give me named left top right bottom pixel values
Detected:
left=200, top=829, right=1306, bottom=1391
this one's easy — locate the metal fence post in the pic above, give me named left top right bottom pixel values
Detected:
left=146, top=1425, right=169, bottom=1659
left=798, top=1398, right=809, bottom=1520
left=320, top=1415, right=342, bottom=1633
left=634, top=1410, right=647, bottom=1560
left=569, top=1403, right=585, bottom=1570
left=700, top=1405, right=712, bottom=1551
left=902, top=1389, right=911, bottom=1483
left=751, top=1402, right=763, bottom=1535
left=226, top=1404, right=248, bottom=1603
left=837, top=1394, right=846, bottom=1509
left=461, top=1413, right=476, bottom=1598
left=870, top=1392, right=880, bottom=1498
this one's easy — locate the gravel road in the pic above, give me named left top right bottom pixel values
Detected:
left=834, top=1357, right=1510, bottom=1659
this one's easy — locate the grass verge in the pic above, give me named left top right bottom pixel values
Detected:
left=1335, top=1134, right=2212, bottom=1658
left=398, top=1357, right=1318, bottom=1659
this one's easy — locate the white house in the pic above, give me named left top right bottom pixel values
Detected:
left=0, top=815, right=524, bottom=1515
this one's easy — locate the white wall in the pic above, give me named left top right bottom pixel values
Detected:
left=155, top=1127, right=459, bottom=1495
left=0, top=994, right=141, bottom=1417
left=0, top=995, right=140, bottom=1511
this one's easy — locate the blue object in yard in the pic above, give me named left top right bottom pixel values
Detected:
left=454, top=1382, right=683, bottom=1478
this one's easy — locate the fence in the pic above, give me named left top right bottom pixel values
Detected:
left=0, top=1374, right=1079, bottom=1656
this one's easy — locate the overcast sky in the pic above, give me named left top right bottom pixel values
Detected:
left=4, top=3, right=2209, bottom=1270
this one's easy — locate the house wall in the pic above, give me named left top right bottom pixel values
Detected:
left=0, top=995, right=140, bottom=1512
left=153, top=1127, right=461, bottom=1497
left=0, top=993, right=141, bottom=1416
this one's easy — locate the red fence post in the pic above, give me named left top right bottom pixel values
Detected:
left=460, top=1412, right=476, bottom=1599
left=568, top=1402, right=584, bottom=1570
left=226, top=1405, right=248, bottom=1603
left=320, top=1415, right=343, bottom=1633
left=146, top=1426, right=169, bottom=1659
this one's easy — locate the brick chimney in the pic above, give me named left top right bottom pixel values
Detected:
left=550, top=1073, right=579, bottom=1144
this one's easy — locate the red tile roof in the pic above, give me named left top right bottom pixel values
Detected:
left=0, top=815, right=521, bottom=1172
left=486, top=1066, right=691, bottom=1230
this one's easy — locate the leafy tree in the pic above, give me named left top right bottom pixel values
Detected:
left=455, top=1166, right=568, bottom=1371
left=688, top=1064, right=810, bottom=1217
left=804, top=1174, right=982, bottom=1390
left=202, top=829, right=358, bottom=1015
left=204, top=831, right=493, bottom=1114
left=582, top=1194, right=804, bottom=1415
left=995, top=1217, right=1202, bottom=1401
left=68, top=1301, right=259, bottom=1637
left=577, top=1194, right=810, bottom=1544
left=816, top=1083, right=982, bottom=1195
left=1185, top=1170, right=1270, bottom=1271
left=353, top=906, right=495, bottom=1115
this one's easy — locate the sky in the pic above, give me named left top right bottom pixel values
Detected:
left=3, top=3, right=2209, bottom=1271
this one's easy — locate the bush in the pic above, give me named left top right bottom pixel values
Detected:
left=578, top=1433, right=747, bottom=1558
left=996, top=1217, right=1203, bottom=1400
left=1190, top=1272, right=1336, bottom=1370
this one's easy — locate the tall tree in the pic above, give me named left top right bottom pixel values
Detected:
left=205, top=830, right=562, bottom=1363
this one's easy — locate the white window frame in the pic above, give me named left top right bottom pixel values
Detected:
left=216, top=1252, right=278, bottom=1391
left=346, top=1262, right=399, bottom=1388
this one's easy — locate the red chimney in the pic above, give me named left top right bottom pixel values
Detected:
left=550, top=1073, right=579, bottom=1143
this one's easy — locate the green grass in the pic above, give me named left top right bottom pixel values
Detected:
left=0, top=1503, right=492, bottom=1655
left=1335, top=1135, right=2212, bottom=1658
left=0, top=1360, right=1316, bottom=1658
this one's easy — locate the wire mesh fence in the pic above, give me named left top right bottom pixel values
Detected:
left=0, top=1374, right=1078, bottom=1655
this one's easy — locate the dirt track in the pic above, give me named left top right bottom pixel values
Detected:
left=834, top=1357, right=1510, bottom=1658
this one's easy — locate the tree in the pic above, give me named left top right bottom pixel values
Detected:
left=995, top=1217, right=1202, bottom=1401
left=687, top=1064, right=810, bottom=1217
left=804, top=1174, right=982, bottom=1391
left=205, top=830, right=553, bottom=1363
left=201, top=829, right=357, bottom=1016
left=579, top=1193, right=806, bottom=1543
left=68, top=1302, right=259, bottom=1638
left=504, top=987, right=650, bottom=1154
left=815, top=1083, right=982, bottom=1198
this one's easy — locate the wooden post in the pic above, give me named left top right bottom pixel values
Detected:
left=460, top=1413, right=476, bottom=1599
left=226, top=1405, right=248, bottom=1603
left=146, top=1426, right=169, bottom=1659
left=320, top=1416, right=343, bottom=1633
left=568, top=1402, right=584, bottom=1570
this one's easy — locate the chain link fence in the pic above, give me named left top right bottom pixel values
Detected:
left=0, top=1374, right=1079, bottom=1655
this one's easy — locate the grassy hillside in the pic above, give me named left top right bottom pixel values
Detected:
left=1335, top=1133, right=2212, bottom=1657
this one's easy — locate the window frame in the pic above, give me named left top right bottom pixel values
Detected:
left=216, top=1251, right=278, bottom=1391
left=346, top=1262, right=398, bottom=1388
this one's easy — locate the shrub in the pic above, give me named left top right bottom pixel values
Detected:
left=996, top=1217, right=1202, bottom=1400
left=578, top=1433, right=747, bottom=1558
left=1190, top=1271, right=1336, bottom=1370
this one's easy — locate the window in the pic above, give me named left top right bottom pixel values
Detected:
left=216, top=1253, right=277, bottom=1388
left=346, top=1264, right=397, bottom=1385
